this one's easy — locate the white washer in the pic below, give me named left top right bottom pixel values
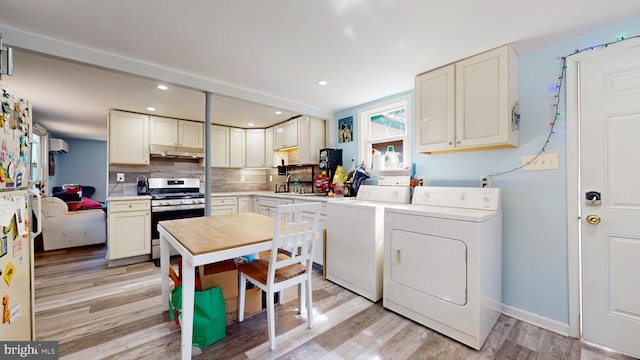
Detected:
left=383, top=186, right=502, bottom=350
left=326, top=185, right=411, bottom=302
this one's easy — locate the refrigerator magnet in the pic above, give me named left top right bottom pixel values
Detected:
left=12, top=239, right=21, bottom=257
left=3, top=261, right=15, bottom=285
left=0, top=236, right=6, bottom=258
left=2, top=295, right=9, bottom=323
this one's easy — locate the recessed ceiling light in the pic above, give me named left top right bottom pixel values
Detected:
left=247, top=123, right=255, bottom=127
left=275, top=111, right=282, bottom=115
left=157, top=85, right=168, bottom=90
left=317, top=80, right=328, bottom=86
left=147, top=106, right=156, bottom=111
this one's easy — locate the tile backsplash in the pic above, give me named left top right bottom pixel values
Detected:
left=108, top=157, right=317, bottom=196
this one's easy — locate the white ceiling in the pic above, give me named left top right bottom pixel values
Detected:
left=0, top=1, right=639, bottom=141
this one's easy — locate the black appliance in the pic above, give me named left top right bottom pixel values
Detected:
left=277, top=159, right=287, bottom=176
left=319, top=148, right=342, bottom=189
left=136, top=175, right=149, bottom=195
left=319, top=148, right=342, bottom=171
left=148, top=177, right=205, bottom=263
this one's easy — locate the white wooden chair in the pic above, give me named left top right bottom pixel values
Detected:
left=237, top=202, right=322, bottom=350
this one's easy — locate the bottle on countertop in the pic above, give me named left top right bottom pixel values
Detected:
left=383, top=145, right=399, bottom=169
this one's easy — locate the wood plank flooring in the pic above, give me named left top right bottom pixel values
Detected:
left=34, top=245, right=637, bottom=360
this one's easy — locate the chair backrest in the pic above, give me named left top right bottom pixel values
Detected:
left=267, top=202, right=322, bottom=285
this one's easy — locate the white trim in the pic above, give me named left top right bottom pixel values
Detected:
left=357, top=94, right=412, bottom=169
left=565, top=36, right=640, bottom=340
left=565, top=55, right=581, bottom=338
left=501, top=303, right=570, bottom=336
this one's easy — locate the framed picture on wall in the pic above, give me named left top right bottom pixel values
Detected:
left=338, top=116, right=353, bottom=143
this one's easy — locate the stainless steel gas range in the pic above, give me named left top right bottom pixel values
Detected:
left=149, top=178, right=205, bottom=261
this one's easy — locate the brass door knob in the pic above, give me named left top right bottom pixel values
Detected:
left=586, top=214, right=601, bottom=224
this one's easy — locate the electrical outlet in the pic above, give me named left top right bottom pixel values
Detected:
left=269, top=175, right=273, bottom=182
left=417, top=176, right=425, bottom=186
left=240, top=175, right=245, bottom=182
left=521, top=153, right=559, bottom=171
left=481, top=175, right=491, bottom=188
left=116, top=173, right=125, bottom=182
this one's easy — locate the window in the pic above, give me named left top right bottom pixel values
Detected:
left=358, top=95, right=411, bottom=171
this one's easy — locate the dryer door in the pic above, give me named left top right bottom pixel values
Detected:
left=389, top=230, right=467, bottom=305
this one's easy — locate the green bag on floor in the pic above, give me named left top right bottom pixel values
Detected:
left=169, top=284, right=226, bottom=348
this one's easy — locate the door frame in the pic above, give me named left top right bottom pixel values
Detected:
left=565, top=36, right=640, bottom=338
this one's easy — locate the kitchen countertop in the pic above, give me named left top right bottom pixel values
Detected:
left=210, top=191, right=335, bottom=202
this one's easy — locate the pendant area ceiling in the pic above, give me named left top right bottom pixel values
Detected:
left=0, top=1, right=639, bottom=140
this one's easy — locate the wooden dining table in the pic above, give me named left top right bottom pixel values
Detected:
left=158, top=212, right=277, bottom=360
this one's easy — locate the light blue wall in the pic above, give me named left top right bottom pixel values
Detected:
left=332, top=18, right=640, bottom=324
left=49, top=137, right=107, bottom=202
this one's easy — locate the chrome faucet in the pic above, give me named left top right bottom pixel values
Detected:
left=286, top=174, right=291, bottom=192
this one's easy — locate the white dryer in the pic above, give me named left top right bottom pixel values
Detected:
left=383, top=186, right=502, bottom=350
left=326, top=185, right=411, bottom=302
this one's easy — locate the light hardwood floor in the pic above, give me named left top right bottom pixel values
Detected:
left=34, top=245, right=637, bottom=360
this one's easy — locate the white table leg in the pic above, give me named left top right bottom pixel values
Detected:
left=181, top=258, right=195, bottom=359
left=160, top=235, right=170, bottom=311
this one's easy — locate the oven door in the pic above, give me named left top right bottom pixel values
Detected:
left=151, top=207, right=205, bottom=260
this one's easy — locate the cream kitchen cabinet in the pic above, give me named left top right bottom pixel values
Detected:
left=274, top=118, right=298, bottom=149
left=415, top=44, right=519, bottom=153
left=229, top=128, right=246, bottom=168
left=293, top=199, right=327, bottom=266
left=208, top=125, right=230, bottom=167
left=265, top=127, right=275, bottom=167
left=258, top=197, right=293, bottom=220
left=245, top=128, right=265, bottom=168
left=150, top=116, right=204, bottom=149
left=109, top=110, right=150, bottom=165
left=107, top=198, right=151, bottom=260
left=211, top=197, right=237, bottom=216
left=297, top=116, right=326, bottom=165
left=237, top=196, right=253, bottom=213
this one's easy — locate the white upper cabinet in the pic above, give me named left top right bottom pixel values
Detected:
left=416, top=44, right=519, bottom=153
left=178, top=120, right=204, bottom=148
left=229, top=127, right=246, bottom=168
left=246, top=128, right=265, bottom=168
left=149, top=116, right=177, bottom=146
left=298, top=116, right=326, bottom=165
left=415, top=64, right=455, bottom=152
left=265, top=127, right=274, bottom=167
left=209, top=124, right=230, bottom=167
left=150, top=116, right=204, bottom=149
left=109, top=110, right=149, bottom=165
left=274, top=118, right=298, bottom=149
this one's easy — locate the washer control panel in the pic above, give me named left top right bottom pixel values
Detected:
left=412, top=186, right=501, bottom=210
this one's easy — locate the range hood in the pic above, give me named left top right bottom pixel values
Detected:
left=149, top=144, right=204, bottom=159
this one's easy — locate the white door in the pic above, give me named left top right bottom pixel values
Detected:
left=579, top=42, right=640, bottom=358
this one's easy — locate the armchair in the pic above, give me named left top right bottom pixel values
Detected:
left=41, top=196, right=106, bottom=251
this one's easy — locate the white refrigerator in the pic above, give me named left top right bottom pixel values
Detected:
left=0, top=83, right=41, bottom=341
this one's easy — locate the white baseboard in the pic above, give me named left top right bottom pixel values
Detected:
left=501, top=303, right=570, bottom=337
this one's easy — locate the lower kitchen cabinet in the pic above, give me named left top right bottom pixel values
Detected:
left=107, top=198, right=151, bottom=261
left=237, top=196, right=253, bottom=213
left=259, top=196, right=326, bottom=266
left=211, top=197, right=237, bottom=216
left=294, top=199, right=327, bottom=266
left=257, top=197, right=293, bottom=220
